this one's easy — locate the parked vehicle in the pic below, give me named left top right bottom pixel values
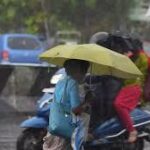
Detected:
left=0, top=33, right=49, bottom=67
left=54, top=30, right=81, bottom=45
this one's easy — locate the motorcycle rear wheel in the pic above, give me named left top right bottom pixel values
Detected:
left=110, top=139, right=144, bottom=150
left=84, top=139, right=144, bottom=150
left=16, top=128, right=47, bottom=150
left=123, top=139, right=144, bottom=150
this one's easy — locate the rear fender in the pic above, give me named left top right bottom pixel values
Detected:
left=20, top=116, right=48, bottom=128
left=93, top=109, right=150, bottom=138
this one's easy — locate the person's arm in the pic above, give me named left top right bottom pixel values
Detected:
left=69, top=81, right=84, bottom=115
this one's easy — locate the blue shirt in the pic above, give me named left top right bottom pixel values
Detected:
left=54, top=75, right=81, bottom=112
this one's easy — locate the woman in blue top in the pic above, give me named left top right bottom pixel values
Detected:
left=55, top=59, right=90, bottom=114
left=43, top=59, right=90, bottom=150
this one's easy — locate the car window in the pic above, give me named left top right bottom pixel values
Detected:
left=7, top=37, right=42, bottom=50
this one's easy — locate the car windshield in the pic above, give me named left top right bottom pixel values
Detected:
left=7, top=36, right=42, bottom=50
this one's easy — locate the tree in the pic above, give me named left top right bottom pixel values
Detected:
left=0, top=0, right=137, bottom=41
left=42, top=0, right=137, bottom=40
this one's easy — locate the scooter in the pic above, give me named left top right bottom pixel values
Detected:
left=16, top=68, right=65, bottom=150
left=16, top=88, right=53, bottom=150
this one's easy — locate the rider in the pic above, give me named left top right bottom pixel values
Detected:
left=89, top=31, right=149, bottom=143
left=88, top=32, right=123, bottom=129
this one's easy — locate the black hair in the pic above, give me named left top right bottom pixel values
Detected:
left=63, top=59, right=90, bottom=75
left=95, top=31, right=142, bottom=58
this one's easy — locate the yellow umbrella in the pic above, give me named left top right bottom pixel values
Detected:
left=39, top=44, right=142, bottom=79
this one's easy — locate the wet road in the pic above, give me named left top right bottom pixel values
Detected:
left=0, top=113, right=150, bottom=150
left=0, top=113, right=27, bottom=150
left=0, top=105, right=150, bottom=150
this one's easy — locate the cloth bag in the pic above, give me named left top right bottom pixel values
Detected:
left=43, top=132, right=67, bottom=150
left=48, top=79, right=75, bottom=139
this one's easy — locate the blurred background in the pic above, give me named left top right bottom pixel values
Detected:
left=1, top=0, right=150, bottom=149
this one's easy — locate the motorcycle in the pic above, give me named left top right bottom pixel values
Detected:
left=84, top=75, right=150, bottom=150
left=85, top=108, right=150, bottom=150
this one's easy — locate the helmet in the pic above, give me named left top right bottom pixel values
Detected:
left=89, top=31, right=127, bottom=53
left=89, top=32, right=108, bottom=43
left=89, top=32, right=112, bottom=49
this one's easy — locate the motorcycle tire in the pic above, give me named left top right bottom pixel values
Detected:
left=16, top=128, right=47, bottom=150
left=111, top=139, right=144, bottom=150
left=84, top=139, right=144, bottom=150
left=123, top=139, right=144, bottom=150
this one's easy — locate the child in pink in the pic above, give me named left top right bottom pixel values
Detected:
left=114, top=84, right=141, bottom=142
left=114, top=49, right=149, bottom=143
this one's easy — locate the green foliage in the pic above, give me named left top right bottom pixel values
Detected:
left=85, top=0, right=96, bottom=9
left=0, top=0, right=137, bottom=40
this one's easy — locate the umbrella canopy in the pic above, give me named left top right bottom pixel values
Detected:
left=39, top=44, right=142, bottom=79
